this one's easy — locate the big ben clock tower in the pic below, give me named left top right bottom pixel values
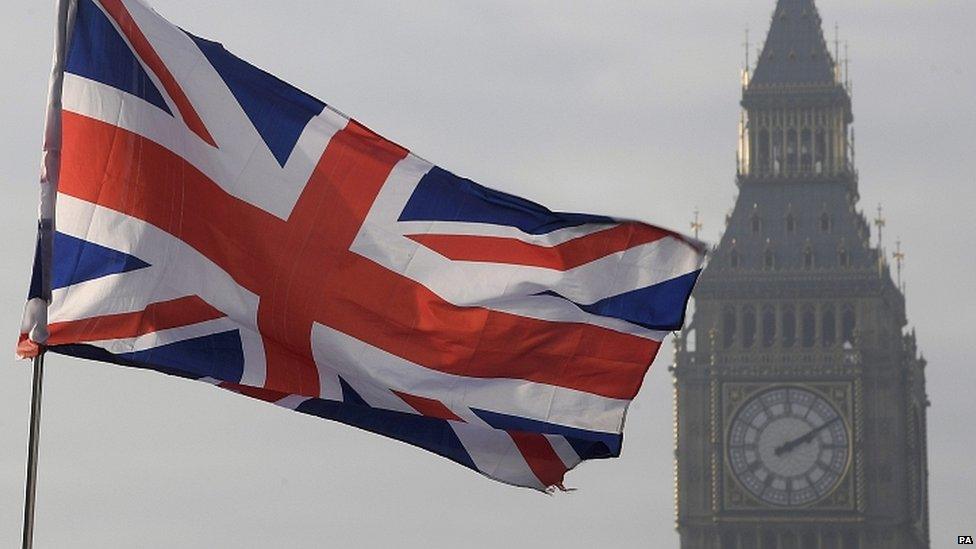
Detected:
left=672, top=1, right=930, bottom=548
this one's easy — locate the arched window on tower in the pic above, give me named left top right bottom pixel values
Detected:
left=723, top=307, right=737, bottom=349
left=730, top=248, right=739, bottom=269
left=782, top=305, right=796, bottom=347
left=820, top=212, right=831, bottom=232
left=786, top=128, right=798, bottom=172
left=838, top=247, right=849, bottom=267
left=786, top=212, right=796, bottom=234
left=773, top=128, right=784, bottom=174
left=751, top=212, right=762, bottom=234
left=742, top=307, right=757, bottom=348
left=801, top=306, right=816, bottom=348
left=758, top=128, right=770, bottom=172
left=822, top=305, right=836, bottom=347
left=842, top=305, right=856, bottom=345
left=827, top=130, right=837, bottom=172
left=816, top=128, right=827, bottom=173
left=762, top=306, right=776, bottom=347
left=804, top=245, right=814, bottom=269
left=801, top=128, right=813, bottom=172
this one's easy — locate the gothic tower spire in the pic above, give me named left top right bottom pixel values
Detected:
left=751, top=0, right=837, bottom=87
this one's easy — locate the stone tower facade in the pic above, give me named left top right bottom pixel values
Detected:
left=672, top=1, right=930, bottom=547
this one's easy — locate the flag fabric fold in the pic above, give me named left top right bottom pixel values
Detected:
left=19, top=0, right=705, bottom=490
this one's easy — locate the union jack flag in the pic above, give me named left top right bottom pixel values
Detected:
left=19, top=0, right=705, bottom=490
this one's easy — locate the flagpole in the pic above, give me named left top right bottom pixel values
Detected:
left=20, top=0, right=77, bottom=545
left=21, top=353, right=46, bottom=549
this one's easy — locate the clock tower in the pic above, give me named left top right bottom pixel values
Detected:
left=672, top=1, right=930, bottom=548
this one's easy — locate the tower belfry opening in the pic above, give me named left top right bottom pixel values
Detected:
left=672, top=1, right=930, bottom=548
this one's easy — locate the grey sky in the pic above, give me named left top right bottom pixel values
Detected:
left=1, top=1, right=973, bottom=547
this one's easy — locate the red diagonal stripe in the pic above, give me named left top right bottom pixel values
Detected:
left=392, top=390, right=464, bottom=422
left=406, top=224, right=671, bottom=270
left=318, top=262, right=659, bottom=399
left=46, top=295, right=225, bottom=345
left=508, top=431, right=568, bottom=488
left=59, top=111, right=283, bottom=294
left=218, top=381, right=290, bottom=403
left=99, top=0, right=217, bottom=147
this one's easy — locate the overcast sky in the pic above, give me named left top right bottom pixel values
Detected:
left=1, top=1, right=974, bottom=547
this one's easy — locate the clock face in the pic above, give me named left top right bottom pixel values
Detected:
left=727, top=386, right=850, bottom=507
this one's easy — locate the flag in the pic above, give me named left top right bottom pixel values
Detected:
left=19, top=0, right=705, bottom=490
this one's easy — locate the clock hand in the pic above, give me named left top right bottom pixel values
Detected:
left=774, top=416, right=841, bottom=457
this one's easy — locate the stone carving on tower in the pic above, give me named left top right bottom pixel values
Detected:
left=671, top=1, right=930, bottom=547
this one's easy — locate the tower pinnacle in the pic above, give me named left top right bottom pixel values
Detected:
left=750, top=0, right=837, bottom=88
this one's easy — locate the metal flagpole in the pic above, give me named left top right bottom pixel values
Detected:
left=22, top=352, right=46, bottom=549
left=20, top=0, right=77, bottom=545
